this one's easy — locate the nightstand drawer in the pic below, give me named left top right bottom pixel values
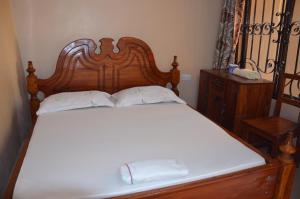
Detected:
left=209, top=76, right=226, bottom=102
left=209, top=77, right=226, bottom=93
left=207, top=89, right=226, bottom=124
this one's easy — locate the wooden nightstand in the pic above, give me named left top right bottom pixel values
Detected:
left=197, top=69, right=274, bottom=134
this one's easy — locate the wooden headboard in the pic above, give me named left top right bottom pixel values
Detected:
left=26, top=37, right=180, bottom=121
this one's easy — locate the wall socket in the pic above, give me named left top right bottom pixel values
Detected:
left=181, top=74, right=192, bottom=81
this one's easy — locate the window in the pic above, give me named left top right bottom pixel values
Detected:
left=236, top=0, right=300, bottom=98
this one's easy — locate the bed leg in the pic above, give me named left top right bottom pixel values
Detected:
left=27, top=61, right=40, bottom=124
left=170, top=56, right=180, bottom=96
left=275, top=131, right=296, bottom=199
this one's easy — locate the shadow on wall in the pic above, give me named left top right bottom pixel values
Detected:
left=0, top=40, right=31, bottom=196
left=0, top=112, right=22, bottom=196
left=14, top=40, right=31, bottom=141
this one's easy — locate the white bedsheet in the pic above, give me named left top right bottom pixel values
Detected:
left=14, top=103, right=265, bottom=199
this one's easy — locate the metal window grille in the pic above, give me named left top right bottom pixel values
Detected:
left=236, top=0, right=300, bottom=98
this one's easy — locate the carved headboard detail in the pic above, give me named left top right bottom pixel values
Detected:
left=27, top=37, right=180, bottom=121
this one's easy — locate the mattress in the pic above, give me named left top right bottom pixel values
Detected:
left=14, top=103, right=265, bottom=199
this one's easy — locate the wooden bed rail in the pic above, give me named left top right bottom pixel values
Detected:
left=115, top=132, right=297, bottom=199
left=275, top=131, right=296, bottom=199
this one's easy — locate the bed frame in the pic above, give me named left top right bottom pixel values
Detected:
left=5, top=37, right=296, bottom=199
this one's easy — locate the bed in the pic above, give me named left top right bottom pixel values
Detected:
left=5, top=37, right=296, bottom=199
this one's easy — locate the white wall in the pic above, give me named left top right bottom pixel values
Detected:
left=11, top=0, right=223, bottom=107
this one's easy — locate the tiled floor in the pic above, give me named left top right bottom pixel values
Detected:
left=292, top=168, right=300, bottom=199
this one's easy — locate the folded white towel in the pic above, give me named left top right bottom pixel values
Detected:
left=232, top=68, right=261, bottom=80
left=120, top=159, right=189, bottom=184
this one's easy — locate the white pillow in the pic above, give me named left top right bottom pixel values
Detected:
left=112, top=86, right=186, bottom=107
left=37, top=91, right=114, bottom=115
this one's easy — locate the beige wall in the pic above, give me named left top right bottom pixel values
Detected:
left=11, top=0, right=223, bottom=107
left=0, top=0, right=31, bottom=195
